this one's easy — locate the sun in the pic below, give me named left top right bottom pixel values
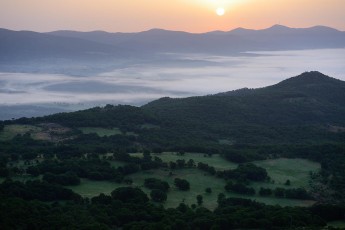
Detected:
left=216, top=7, right=225, bottom=16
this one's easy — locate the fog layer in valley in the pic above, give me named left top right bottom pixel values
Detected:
left=0, top=48, right=344, bottom=120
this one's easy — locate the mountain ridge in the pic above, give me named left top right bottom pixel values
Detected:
left=45, top=24, right=345, bottom=53
left=2, top=25, right=344, bottom=69
left=45, top=24, right=344, bottom=34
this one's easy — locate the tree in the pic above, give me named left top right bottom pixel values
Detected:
left=174, top=178, right=190, bottom=191
left=144, top=178, right=170, bottom=192
left=205, top=187, right=212, bottom=194
left=285, top=179, right=291, bottom=186
left=197, top=195, right=203, bottom=205
left=225, top=182, right=255, bottom=195
left=187, top=159, right=195, bottom=168
left=177, top=151, right=185, bottom=156
left=233, top=163, right=268, bottom=181
left=150, top=189, right=167, bottom=202
left=217, top=193, right=226, bottom=205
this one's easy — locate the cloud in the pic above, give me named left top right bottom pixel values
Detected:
left=0, top=49, right=344, bottom=106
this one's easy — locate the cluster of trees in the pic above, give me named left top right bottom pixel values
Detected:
left=0, top=179, right=81, bottom=202
left=28, top=159, right=124, bottom=182
left=174, top=178, right=190, bottom=191
left=225, top=181, right=256, bottom=195
left=197, top=162, right=269, bottom=182
left=150, top=189, right=167, bottom=202
left=144, top=178, right=170, bottom=192
left=114, top=152, right=163, bottom=171
left=218, top=163, right=269, bottom=182
left=258, top=187, right=311, bottom=199
left=31, top=104, right=157, bottom=130
left=168, top=158, right=196, bottom=169
left=259, top=187, right=273, bottom=196
left=197, top=162, right=216, bottom=175
left=1, top=180, right=342, bottom=229
left=274, top=187, right=311, bottom=200
left=144, top=178, right=170, bottom=202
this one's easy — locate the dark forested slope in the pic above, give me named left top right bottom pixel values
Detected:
left=142, top=71, right=345, bottom=144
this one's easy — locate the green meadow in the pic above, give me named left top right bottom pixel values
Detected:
left=253, top=158, right=321, bottom=188
left=66, top=154, right=320, bottom=209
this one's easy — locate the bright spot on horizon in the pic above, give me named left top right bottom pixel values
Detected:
left=216, top=7, right=225, bottom=16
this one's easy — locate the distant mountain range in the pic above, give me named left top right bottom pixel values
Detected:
left=47, top=25, right=345, bottom=53
left=1, top=25, right=345, bottom=62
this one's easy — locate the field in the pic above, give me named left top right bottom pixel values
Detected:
left=66, top=179, right=123, bottom=198
left=0, top=125, right=42, bottom=141
left=0, top=124, right=72, bottom=141
left=66, top=153, right=320, bottom=210
left=78, top=127, right=122, bottom=137
left=253, top=158, right=321, bottom=188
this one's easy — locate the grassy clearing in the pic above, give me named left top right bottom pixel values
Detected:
left=0, top=125, right=42, bottom=141
left=253, top=158, right=321, bottom=188
left=66, top=179, right=123, bottom=198
left=78, top=127, right=122, bottom=137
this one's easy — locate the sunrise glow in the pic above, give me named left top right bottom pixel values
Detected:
left=216, top=7, right=225, bottom=16
left=0, top=0, right=344, bottom=32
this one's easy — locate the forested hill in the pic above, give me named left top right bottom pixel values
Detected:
left=141, top=71, right=345, bottom=144
left=143, top=71, right=345, bottom=126
left=12, top=71, right=345, bottom=145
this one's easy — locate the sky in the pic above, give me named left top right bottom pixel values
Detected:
left=0, top=0, right=345, bottom=33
